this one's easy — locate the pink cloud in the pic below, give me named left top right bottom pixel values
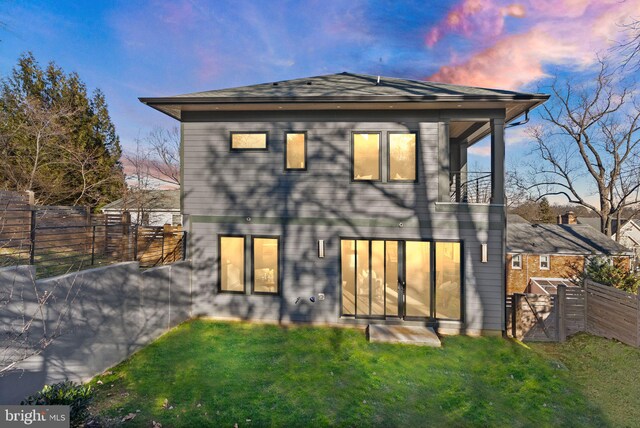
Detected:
left=427, top=0, right=640, bottom=89
left=426, top=0, right=526, bottom=47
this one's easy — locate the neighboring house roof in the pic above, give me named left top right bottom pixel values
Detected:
left=507, top=223, right=633, bottom=256
left=139, top=72, right=549, bottom=137
left=507, top=214, right=530, bottom=224
left=576, top=216, right=629, bottom=235
left=102, top=190, right=180, bottom=212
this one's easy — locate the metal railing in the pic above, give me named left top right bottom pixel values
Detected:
left=450, top=171, right=492, bottom=204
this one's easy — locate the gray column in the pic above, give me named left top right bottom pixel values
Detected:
left=490, top=118, right=505, bottom=205
left=438, top=121, right=450, bottom=202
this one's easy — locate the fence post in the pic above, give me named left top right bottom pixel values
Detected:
left=557, top=284, right=567, bottom=342
left=133, top=225, right=138, bottom=262
left=584, top=280, right=589, bottom=333
left=121, top=211, right=131, bottom=262
left=91, top=225, right=96, bottom=265
left=29, top=208, right=36, bottom=265
left=162, top=224, right=169, bottom=263
left=513, top=293, right=521, bottom=339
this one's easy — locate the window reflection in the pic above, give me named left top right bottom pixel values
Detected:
left=286, top=133, right=306, bottom=169
left=253, top=238, right=279, bottom=294
left=353, top=133, right=380, bottom=180
left=405, top=241, right=431, bottom=317
left=231, top=133, right=267, bottom=149
left=389, top=133, right=416, bottom=181
left=341, top=240, right=356, bottom=315
left=220, top=237, right=244, bottom=292
left=435, top=242, right=461, bottom=320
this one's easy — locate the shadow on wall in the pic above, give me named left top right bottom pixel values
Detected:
left=0, top=261, right=191, bottom=404
left=185, top=113, right=498, bottom=333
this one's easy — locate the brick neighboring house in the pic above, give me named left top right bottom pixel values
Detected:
left=506, top=214, right=633, bottom=295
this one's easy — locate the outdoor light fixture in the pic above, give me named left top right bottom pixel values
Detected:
left=318, top=240, right=325, bottom=258
left=481, top=243, right=488, bottom=263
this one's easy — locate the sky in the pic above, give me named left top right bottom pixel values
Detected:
left=1, top=0, right=639, bottom=196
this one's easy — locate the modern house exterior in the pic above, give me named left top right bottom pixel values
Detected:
left=140, top=72, right=549, bottom=335
left=507, top=214, right=633, bottom=295
left=101, top=190, right=182, bottom=226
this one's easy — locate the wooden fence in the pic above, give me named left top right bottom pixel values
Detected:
left=1, top=191, right=185, bottom=277
left=508, top=280, right=640, bottom=347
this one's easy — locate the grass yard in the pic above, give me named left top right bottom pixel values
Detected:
left=531, top=333, right=640, bottom=428
left=87, top=320, right=617, bottom=427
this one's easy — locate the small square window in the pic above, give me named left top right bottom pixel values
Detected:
left=512, top=254, right=522, bottom=270
left=230, top=132, right=268, bottom=150
left=539, top=255, right=550, bottom=270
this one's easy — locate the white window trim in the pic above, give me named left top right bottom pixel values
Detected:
left=539, top=255, right=550, bottom=270
left=511, top=254, right=522, bottom=270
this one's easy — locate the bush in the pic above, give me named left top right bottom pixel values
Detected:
left=21, top=381, right=93, bottom=426
left=584, top=257, right=640, bottom=293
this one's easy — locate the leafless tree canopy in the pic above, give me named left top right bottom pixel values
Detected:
left=522, top=61, right=640, bottom=236
left=145, top=126, right=180, bottom=187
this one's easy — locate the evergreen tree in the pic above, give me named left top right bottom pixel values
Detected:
left=538, top=197, right=555, bottom=223
left=0, top=52, right=124, bottom=208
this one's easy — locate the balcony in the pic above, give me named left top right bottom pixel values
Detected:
left=450, top=171, right=492, bottom=204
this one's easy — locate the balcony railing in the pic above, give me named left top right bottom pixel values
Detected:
left=450, top=171, right=492, bottom=204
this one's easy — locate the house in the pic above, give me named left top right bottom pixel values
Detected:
left=571, top=214, right=640, bottom=267
left=101, top=190, right=181, bottom=226
left=140, top=72, right=549, bottom=336
left=506, top=214, right=633, bottom=295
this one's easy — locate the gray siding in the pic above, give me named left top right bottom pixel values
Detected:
left=182, top=110, right=505, bottom=333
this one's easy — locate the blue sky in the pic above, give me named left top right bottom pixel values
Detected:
left=0, top=0, right=637, bottom=177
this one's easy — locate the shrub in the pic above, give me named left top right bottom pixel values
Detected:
left=21, top=380, right=93, bottom=426
left=583, top=257, right=640, bottom=293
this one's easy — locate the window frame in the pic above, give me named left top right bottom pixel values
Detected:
left=539, top=254, right=550, bottom=270
left=387, top=131, right=419, bottom=183
left=217, top=234, right=247, bottom=294
left=351, top=131, right=382, bottom=182
left=251, top=235, right=281, bottom=296
left=284, top=131, right=307, bottom=171
left=229, top=131, right=269, bottom=151
left=511, top=254, right=522, bottom=270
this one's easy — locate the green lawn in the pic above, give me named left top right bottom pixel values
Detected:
left=86, top=320, right=621, bottom=427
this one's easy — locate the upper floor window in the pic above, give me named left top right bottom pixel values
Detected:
left=512, top=254, right=522, bottom=270
left=539, top=255, right=550, bottom=270
left=230, top=132, right=268, bottom=150
left=352, top=132, right=381, bottom=181
left=285, top=132, right=306, bottom=170
left=388, top=132, right=417, bottom=182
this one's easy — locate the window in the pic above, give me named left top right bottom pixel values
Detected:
left=219, top=236, right=245, bottom=292
left=388, top=132, right=417, bottom=181
left=285, top=132, right=306, bottom=170
left=252, top=237, right=279, bottom=294
left=230, top=132, right=267, bottom=150
left=512, top=254, right=522, bottom=270
left=435, top=242, right=461, bottom=320
left=352, top=132, right=381, bottom=181
left=172, top=214, right=182, bottom=226
left=539, top=255, right=550, bottom=270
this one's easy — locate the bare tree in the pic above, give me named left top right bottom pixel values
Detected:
left=524, top=61, right=640, bottom=236
left=618, top=18, right=640, bottom=70
left=146, top=126, right=180, bottom=186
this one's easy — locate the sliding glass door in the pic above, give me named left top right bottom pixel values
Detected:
left=340, top=239, right=462, bottom=321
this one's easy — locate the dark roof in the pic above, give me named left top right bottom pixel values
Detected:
left=507, top=223, right=633, bottom=255
left=101, top=190, right=180, bottom=212
left=576, top=216, right=626, bottom=234
left=140, top=72, right=549, bottom=122
left=152, top=72, right=546, bottom=100
left=507, top=214, right=530, bottom=224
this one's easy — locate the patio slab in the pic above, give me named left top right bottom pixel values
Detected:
left=367, top=324, right=441, bottom=347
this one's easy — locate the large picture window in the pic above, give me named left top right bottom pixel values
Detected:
left=219, top=236, right=245, bottom=292
left=388, top=133, right=417, bottom=181
left=352, top=132, right=381, bottom=181
left=285, top=132, right=306, bottom=170
left=230, top=132, right=268, bottom=150
left=435, top=242, right=461, bottom=320
left=252, top=237, right=279, bottom=294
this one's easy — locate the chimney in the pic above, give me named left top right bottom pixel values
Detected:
left=558, top=211, right=577, bottom=225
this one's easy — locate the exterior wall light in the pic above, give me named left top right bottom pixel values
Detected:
left=481, top=243, right=488, bottom=263
left=318, top=240, right=325, bottom=258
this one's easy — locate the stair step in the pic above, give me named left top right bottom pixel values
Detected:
left=367, top=324, right=441, bottom=347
